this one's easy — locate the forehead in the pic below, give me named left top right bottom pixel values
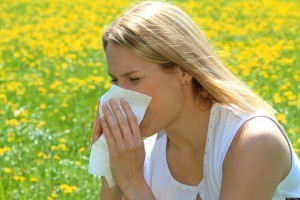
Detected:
left=105, top=42, right=160, bottom=75
left=105, top=42, right=136, bottom=65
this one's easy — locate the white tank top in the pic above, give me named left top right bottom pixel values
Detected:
left=143, top=103, right=300, bottom=200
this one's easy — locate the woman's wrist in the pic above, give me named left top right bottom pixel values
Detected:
left=100, top=177, right=122, bottom=200
left=120, top=177, right=155, bottom=200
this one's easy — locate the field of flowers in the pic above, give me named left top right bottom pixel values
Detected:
left=0, top=0, right=299, bottom=199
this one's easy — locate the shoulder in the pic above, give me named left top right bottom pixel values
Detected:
left=229, top=116, right=290, bottom=159
left=220, top=116, right=291, bottom=199
left=230, top=116, right=289, bottom=150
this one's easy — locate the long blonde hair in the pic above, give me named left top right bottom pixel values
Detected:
left=102, top=1, right=274, bottom=115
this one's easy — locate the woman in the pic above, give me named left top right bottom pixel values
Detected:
left=91, top=1, right=300, bottom=199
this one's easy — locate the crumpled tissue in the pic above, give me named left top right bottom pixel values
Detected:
left=88, top=85, right=152, bottom=188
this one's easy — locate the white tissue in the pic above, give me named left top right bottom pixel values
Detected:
left=88, top=85, right=152, bottom=188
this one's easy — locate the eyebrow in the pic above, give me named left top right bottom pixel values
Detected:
left=108, top=70, right=139, bottom=77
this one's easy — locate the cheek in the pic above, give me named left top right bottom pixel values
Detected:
left=140, top=88, right=184, bottom=136
left=137, top=75, right=183, bottom=135
left=139, top=96, right=165, bottom=137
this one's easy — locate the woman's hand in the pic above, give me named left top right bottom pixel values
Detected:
left=100, top=98, right=155, bottom=199
left=91, top=101, right=123, bottom=200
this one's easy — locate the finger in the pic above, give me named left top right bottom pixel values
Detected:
left=91, top=101, right=102, bottom=145
left=100, top=116, right=116, bottom=152
left=92, top=117, right=102, bottom=143
left=120, top=98, right=141, bottom=140
left=102, top=104, right=124, bottom=147
left=109, top=99, right=133, bottom=141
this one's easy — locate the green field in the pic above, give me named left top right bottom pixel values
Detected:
left=0, top=0, right=299, bottom=199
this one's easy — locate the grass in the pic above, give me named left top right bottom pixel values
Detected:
left=0, top=0, right=299, bottom=199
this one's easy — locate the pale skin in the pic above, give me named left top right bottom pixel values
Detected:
left=91, top=42, right=292, bottom=200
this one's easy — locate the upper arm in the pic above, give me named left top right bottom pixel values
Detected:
left=220, top=117, right=291, bottom=200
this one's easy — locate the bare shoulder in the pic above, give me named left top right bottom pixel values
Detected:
left=220, top=117, right=291, bottom=199
left=232, top=117, right=290, bottom=153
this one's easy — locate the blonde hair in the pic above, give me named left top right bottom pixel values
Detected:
left=102, top=1, right=275, bottom=115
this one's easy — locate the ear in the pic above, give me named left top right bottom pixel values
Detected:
left=177, top=67, right=193, bottom=85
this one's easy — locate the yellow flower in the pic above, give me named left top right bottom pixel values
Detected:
left=70, top=186, right=77, bottom=192
left=104, top=80, right=111, bottom=89
left=0, top=93, right=7, bottom=103
left=13, top=176, right=25, bottom=182
left=38, top=87, right=47, bottom=94
left=260, top=71, right=269, bottom=78
left=4, top=168, right=12, bottom=174
left=273, top=93, right=282, bottom=104
left=58, top=143, right=67, bottom=151
left=37, top=152, right=49, bottom=159
left=30, top=177, right=38, bottom=182
left=50, top=80, right=63, bottom=90
left=19, top=109, right=28, bottom=118
left=20, top=176, right=25, bottom=182
left=5, top=119, right=19, bottom=127
left=88, top=84, right=95, bottom=90
left=0, top=147, right=12, bottom=156
left=60, top=184, right=77, bottom=194
left=51, top=146, right=58, bottom=151
left=39, top=104, right=47, bottom=109
left=78, top=147, right=85, bottom=152
left=276, top=113, right=287, bottom=124
left=75, top=161, right=81, bottom=166
left=6, top=81, right=22, bottom=92
left=63, top=188, right=72, bottom=194
left=61, top=102, right=68, bottom=108
left=283, top=91, right=295, bottom=101
left=60, top=184, right=69, bottom=190
left=36, top=121, right=46, bottom=128
left=29, top=62, right=36, bottom=68
left=51, top=192, right=58, bottom=198
left=20, top=118, right=28, bottom=123
left=37, top=152, right=45, bottom=157
left=59, top=138, right=67, bottom=143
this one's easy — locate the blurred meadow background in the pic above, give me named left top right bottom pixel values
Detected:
left=0, top=0, right=299, bottom=199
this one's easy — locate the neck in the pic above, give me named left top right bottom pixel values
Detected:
left=165, top=97, right=213, bottom=154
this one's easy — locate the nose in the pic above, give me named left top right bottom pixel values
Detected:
left=114, top=81, right=132, bottom=91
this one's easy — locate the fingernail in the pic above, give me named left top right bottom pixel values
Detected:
left=102, top=104, right=109, bottom=111
left=109, top=98, right=116, bottom=105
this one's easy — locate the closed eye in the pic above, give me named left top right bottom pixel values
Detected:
left=130, top=77, right=140, bottom=81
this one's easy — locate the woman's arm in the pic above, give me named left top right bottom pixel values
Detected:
left=220, top=117, right=291, bottom=199
left=99, top=176, right=154, bottom=200
left=100, top=177, right=122, bottom=200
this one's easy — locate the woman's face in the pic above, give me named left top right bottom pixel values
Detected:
left=105, top=42, right=189, bottom=137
